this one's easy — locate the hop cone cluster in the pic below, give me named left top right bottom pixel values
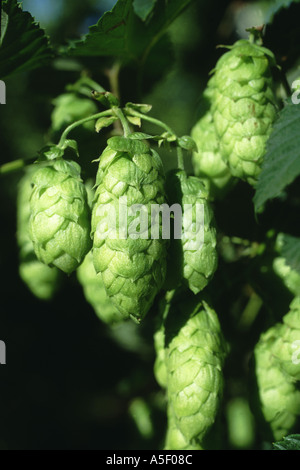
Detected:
left=191, top=89, right=233, bottom=200
left=77, top=251, right=126, bottom=324
left=91, top=139, right=168, bottom=323
left=29, top=159, right=92, bottom=274
left=253, top=297, right=300, bottom=440
left=17, top=171, right=61, bottom=300
left=209, top=39, right=278, bottom=185
left=154, top=293, right=227, bottom=450
left=166, top=170, right=218, bottom=294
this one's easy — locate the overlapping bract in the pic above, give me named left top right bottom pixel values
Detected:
left=91, top=142, right=168, bottom=323
left=17, top=171, right=61, bottom=300
left=253, top=297, right=300, bottom=440
left=154, top=293, right=227, bottom=450
left=209, top=39, right=278, bottom=185
left=77, top=251, right=126, bottom=324
left=191, top=91, right=233, bottom=200
left=166, top=170, right=218, bottom=295
left=29, top=159, right=92, bottom=274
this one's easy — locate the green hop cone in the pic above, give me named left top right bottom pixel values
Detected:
left=253, top=298, right=300, bottom=441
left=91, top=137, right=168, bottom=323
left=17, top=171, right=62, bottom=300
left=51, top=93, right=98, bottom=133
left=29, top=158, right=92, bottom=274
left=165, top=170, right=218, bottom=294
left=164, top=407, right=203, bottom=451
left=77, top=251, right=127, bottom=324
left=210, top=38, right=279, bottom=185
left=191, top=91, right=234, bottom=200
left=162, top=293, right=227, bottom=448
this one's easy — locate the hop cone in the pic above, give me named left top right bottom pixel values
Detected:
left=29, top=159, right=92, bottom=274
left=91, top=139, right=167, bottom=323
left=210, top=39, right=278, bottom=185
left=253, top=298, right=300, bottom=440
left=273, top=234, right=300, bottom=297
left=191, top=90, right=233, bottom=200
left=166, top=170, right=218, bottom=294
left=77, top=251, right=127, bottom=324
left=17, top=171, right=62, bottom=300
left=163, top=294, right=227, bottom=447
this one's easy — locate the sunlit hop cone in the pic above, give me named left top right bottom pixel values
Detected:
left=29, top=159, right=92, bottom=274
left=17, top=171, right=62, bottom=300
left=191, top=86, right=234, bottom=200
left=253, top=297, right=300, bottom=440
left=165, top=170, right=218, bottom=295
left=77, top=251, right=127, bottom=324
left=209, top=39, right=279, bottom=185
left=164, top=295, right=227, bottom=447
left=91, top=138, right=168, bottom=323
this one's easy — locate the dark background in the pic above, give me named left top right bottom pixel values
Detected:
left=1, top=0, right=300, bottom=450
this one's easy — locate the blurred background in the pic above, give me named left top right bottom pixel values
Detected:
left=1, top=0, right=300, bottom=450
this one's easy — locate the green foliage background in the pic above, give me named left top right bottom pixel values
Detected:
left=1, top=0, right=300, bottom=450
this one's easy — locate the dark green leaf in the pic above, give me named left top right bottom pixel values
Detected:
left=0, top=0, right=53, bottom=79
left=133, top=0, right=157, bottom=21
left=68, top=0, right=194, bottom=62
left=254, top=99, right=300, bottom=211
left=273, top=434, right=300, bottom=450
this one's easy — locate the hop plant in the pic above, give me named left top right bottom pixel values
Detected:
left=253, top=298, right=300, bottom=440
left=91, top=137, right=168, bottom=323
left=191, top=90, right=233, bottom=200
left=17, top=171, right=61, bottom=300
left=77, top=251, right=127, bottom=324
left=155, top=292, right=227, bottom=449
left=209, top=38, right=279, bottom=185
left=29, top=158, right=92, bottom=274
left=165, top=170, right=218, bottom=294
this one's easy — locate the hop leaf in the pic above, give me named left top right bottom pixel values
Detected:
left=91, top=142, right=168, bottom=323
left=51, top=92, right=98, bottom=133
left=29, top=159, right=92, bottom=274
left=17, top=171, right=62, bottom=300
left=165, top=170, right=218, bottom=294
left=210, top=39, right=279, bottom=186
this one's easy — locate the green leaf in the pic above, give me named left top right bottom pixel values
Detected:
left=133, top=0, right=157, bottom=21
left=277, top=233, right=300, bottom=275
left=0, top=0, right=53, bottom=79
left=108, top=136, right=149, bottom=154
left=92, top=91, right=120, bottom=108
left=273, top=434, right=300, bottom=450
left=254, top=99, right=300, bottom=211
left=178, top=136, right=198, bottom=152
left=126, top=102, right=153, bottom=114
left=60, top=139, right=79, bottom=157
left=95, top=116, right=118, bottom=133
left=68, top=0, right=194, bottom=62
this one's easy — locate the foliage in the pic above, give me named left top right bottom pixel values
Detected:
left=1, top=0, right=300, bottom=451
